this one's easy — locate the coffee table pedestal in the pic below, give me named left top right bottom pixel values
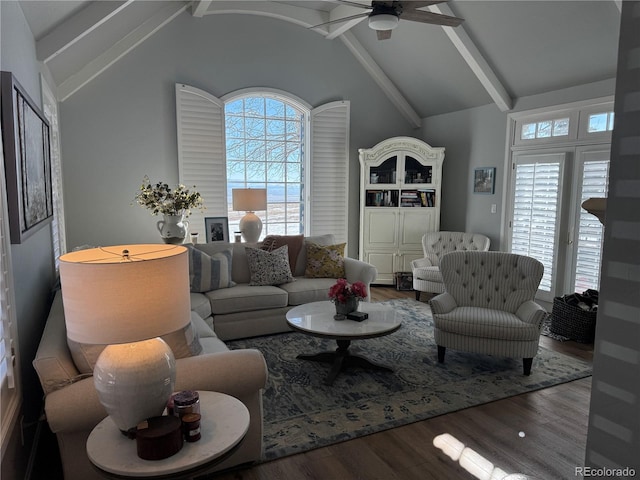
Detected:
left=298, top=339, right=393, bottom=386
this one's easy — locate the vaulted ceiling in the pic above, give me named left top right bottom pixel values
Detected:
left=19, top=1, right=621, bottom=125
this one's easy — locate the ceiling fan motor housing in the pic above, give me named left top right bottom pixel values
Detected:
left=368, top=1, right=402, bottom=31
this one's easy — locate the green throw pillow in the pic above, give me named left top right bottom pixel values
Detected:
left=304, top=242, right=346, bottom=278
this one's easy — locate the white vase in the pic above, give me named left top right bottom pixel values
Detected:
left=157, top=214, right=189, bottom=244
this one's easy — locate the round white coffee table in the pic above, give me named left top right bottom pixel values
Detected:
left=286, top=301, right=401, bottom=385
left=86, top=391, right=249, bottom=479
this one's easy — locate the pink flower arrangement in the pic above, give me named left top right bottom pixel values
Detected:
left=328, top=278, right=367, bottom=304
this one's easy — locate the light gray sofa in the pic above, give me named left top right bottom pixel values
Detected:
left=189, top=234, right=378, bottom=340
left=33, top=293, right=268, bottom=480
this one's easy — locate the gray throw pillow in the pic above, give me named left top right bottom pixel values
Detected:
left=246, top=245, right=295, bottom=286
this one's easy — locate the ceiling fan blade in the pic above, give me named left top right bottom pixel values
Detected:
left=309, top=12, right=370, bottom=29
left=334, top=0, right=375, bottom=9
left=401, top=9, right=463, bottom=27
left=401, top=1, right=449, bottom=11
left=377, top=29, right=393, bottom=40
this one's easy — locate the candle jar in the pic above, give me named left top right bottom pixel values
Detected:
left=181, top=413, right=201, bottom=442
left=173, top=390, right=200, bottom=418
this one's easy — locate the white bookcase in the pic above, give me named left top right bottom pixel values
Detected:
left=358, top=137, right=444, bottom=285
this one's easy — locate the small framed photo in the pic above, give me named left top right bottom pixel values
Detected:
left=205, top=217, right=229, bottom=242
left=473, top=167, right=496, bottom=194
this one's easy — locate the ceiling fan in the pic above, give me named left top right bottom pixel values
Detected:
left=312, top=1, right=464, bottom=40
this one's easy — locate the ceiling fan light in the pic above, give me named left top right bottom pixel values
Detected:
left=368, top=13, right=399, bottom=31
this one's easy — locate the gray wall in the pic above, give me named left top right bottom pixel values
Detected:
left=0, top=2, right=57, bottom=479
left=59, top=12, right=419, bottom=255
left=419, top=78, right=616, bottom=249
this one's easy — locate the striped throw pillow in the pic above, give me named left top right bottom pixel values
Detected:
left=187, top=246, right=234, bottom=293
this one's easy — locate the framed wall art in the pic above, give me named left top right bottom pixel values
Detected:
left=473, top=167, right=496, bottom=195
left=1, top=71, right=53, bottom=243
left=205, top=217, right=229, bottom=242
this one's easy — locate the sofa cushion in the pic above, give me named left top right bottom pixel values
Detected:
left=190, top=292, right=212, bottom=320
left=279, top=277, right=337, bottom=305
left=187, top=245, right=234, bottom=292
left=246, top=246, right=295, bottom=286
left=261, top=234, right=304, bottom=274
left=434, top=306, right=541, bottom=341
left=205, top=284, right=288, bottom=315
left=304, top=242, right=346, bottom=278
left=68, top=316, right=204, bottom=374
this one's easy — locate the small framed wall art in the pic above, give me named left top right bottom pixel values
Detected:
left=205, top=217, right=229, bottom=242
left=473, top=167, right=496, bottom=195
left=1, top=71, right=54, bottom=243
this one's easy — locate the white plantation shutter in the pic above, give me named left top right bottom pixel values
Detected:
left=510, top=152, right=566, bottom=298
left=574, top=158, right=609, bottom=292
left=176, top=84, right=227, bottom=237
left=309, top=101, right=350, bottom=243
left=0, top=135, right=19, bottom=452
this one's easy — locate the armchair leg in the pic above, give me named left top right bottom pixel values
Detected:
left=415, top=290, right=421, bottom=301
left=437, top=345, right=446, bottom=363
left=523, top=358, right=533, bottom=376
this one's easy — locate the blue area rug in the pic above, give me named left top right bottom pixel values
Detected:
left=227, top=299, right=592, bottom=461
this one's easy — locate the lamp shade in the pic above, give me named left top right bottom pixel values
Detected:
left=232, top=188, right=267, bottom=212
left=59, top=244, right=191, bottom=344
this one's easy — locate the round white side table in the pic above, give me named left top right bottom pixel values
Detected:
left=87, top=391, right=249, bottom=479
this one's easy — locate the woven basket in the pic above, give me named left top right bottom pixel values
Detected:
left=550, top=297, right=597, bottom=343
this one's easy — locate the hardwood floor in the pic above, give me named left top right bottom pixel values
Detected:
left=214, top=286, right=594, bottom=480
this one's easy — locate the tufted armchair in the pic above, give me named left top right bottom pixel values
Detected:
left=411, top=232, right=490, bottom=300
left=429, top=251, right=546, bottom=375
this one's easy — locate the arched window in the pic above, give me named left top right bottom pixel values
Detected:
left=176, top=84, right=349, bottom=244
left=224, top=92, right=308, bottom=238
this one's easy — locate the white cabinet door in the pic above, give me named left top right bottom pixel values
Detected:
left=366, top=251, right=396, bottom=285
left=363, top=210, right=399, bottom=249
left=398, top=210, right=435, bottom=250
left=396, top=251, right=423, bottom=273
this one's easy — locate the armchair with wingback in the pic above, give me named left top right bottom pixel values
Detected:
left=411, top=232, right=490, bottom=300
left=429, top=250, right=547, bottom=375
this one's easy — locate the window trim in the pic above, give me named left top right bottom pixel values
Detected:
left=0, top=131, right=21, bottom=459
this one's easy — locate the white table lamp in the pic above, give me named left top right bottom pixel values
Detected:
left=59, top=244, right=191, bottom=433
left=232, top=188, right=267, bottom=243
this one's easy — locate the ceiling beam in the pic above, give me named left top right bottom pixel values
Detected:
left=202, top=1, right=325, bottom=29
left=36, top=1, right=135, bottom=63
left=340, top=31, right=421, bottom=128
left=58, top=2, right=189, bottom=102
left=428, top=3, right=512, bottom=112
left=191, top=1, right=213, bottom=18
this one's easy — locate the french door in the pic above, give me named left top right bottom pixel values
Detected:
left=508, top=145, right=609, bottom=302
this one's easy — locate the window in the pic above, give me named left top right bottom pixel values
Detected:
left=587, top=112, right=614, bottom=133
left=224, top=94, right=306, bottom=237
left=520, top=117, right=570, bottom=140
left=176, top=84, right=350, bottom=244
left=506, top=99, right=612, bottom=301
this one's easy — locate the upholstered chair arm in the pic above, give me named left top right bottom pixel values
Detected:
left=411, top=257, right=435, bottom=269
left=515, top=300, right=548, bottom=328
left=174, top=349, right=268, bottom=396
left=344, top=257, right=378, bottom=300
left=45, top=349, right=268, bottom=434
left=429, top=292, right=458, bottom=315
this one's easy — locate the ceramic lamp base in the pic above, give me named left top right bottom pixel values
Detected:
left=93, top=338, right=176, bottom=432
left=239, top=212, right=263, bottom=243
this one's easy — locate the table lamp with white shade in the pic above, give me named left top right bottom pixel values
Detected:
left=232, top=188, right=267, bottom=243
left=59, top=244, right=191, bottom=433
